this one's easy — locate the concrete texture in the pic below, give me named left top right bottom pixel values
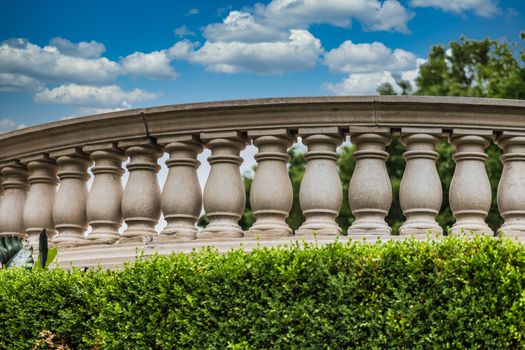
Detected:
left=399, top=128, right=443, bottom=236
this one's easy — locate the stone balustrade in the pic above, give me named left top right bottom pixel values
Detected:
left=0, top=96, right=524, bottom=267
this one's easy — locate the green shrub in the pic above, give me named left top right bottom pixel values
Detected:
left=1, top=236, right=524, bottom=349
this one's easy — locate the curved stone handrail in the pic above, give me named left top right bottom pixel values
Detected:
left=0, top=95, right=524, bottom=268
left=1, top=96, right=524, bottom=161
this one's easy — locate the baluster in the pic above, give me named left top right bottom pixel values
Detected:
left=246, top=129, right=294, bottom=237
left=158, top=135, right=203, bottom=240
left=118, top=139, right=162, bottom=241
left=51, top=148, right=92, bottom=246
left=0, top=161, right=28, bottom=238
left=199, top=131, right=246, bottom=239
left=21, top=154, right=58, bottom=246
left=496, top=131, right=525, bottom=238
left=399, top=128, right=443, bottom=237
left=449, top=129, right=493, bottom=235
left=296, top=127, right=343, bottom=236
left=348, top=127, right=392, bottom=236
left=83, top=143, right=126, bottom=244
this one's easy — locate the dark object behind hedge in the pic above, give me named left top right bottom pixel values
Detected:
left=1, top=236, right=524, bottom=349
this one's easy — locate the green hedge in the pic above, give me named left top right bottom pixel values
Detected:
left=1, top=236, right=525, bottom=349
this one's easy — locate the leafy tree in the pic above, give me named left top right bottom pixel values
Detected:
left=415, top=35, right=525, bottom=99
left=377, top=73, right=413, bottom=96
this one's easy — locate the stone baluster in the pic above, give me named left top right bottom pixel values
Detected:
left=496, top=131, right=525, bottom=238
left=0, top=161, right=28, bottom=238
left=348, top=127, right=392, bottom=236
left=51, top=148, right=92, bottom=246
left=118, top=139, right=163, bottom=241
left=21, top=154, right=58, bottom=246
left=199, top=132, right=246, bottom=238
left=246, top=129, right=294, bottom=238
left=399, top=128, right=443, bottom=237
left=296, top=127, right=343, bottom=236
left=158, top=135, right=203, bottom=240
left=83, top=143, right=126, bottom=244
left=449, top=129, right=493, bottom=235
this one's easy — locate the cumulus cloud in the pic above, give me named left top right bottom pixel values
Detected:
left=0, top=38, right=121, bottom=85
left=409, top=0, right=499, bottom=17
left=34, top=84, right=161, bottom=107
left=168, top=40, right=197, bottom=59
left=174, top=25, right=196, bottom=37
left=200, top=0, right=414, bottom=47
left=323, top=40, right=418, bottom=74
left=0, top=37, right=182, bottom=92
left=62, top=107, right=127, bottom=119
left=0, top=73, right=45, bottom=92
left=254, top=0, right=413, bottom=33
left=185, top=0, right=413, bottom=75
left=324, top=71, right=397, bottom=95
left=323, top=58, right=425, bottom=95
left=174, top=30, right=322, bottom=74
left=0, top=38, right=173, bottom=108
left=49, top=37, right=106, bottom=58
left=122, top=50, right=177, bottom=79
left=203, top=11, right=287, bottom=43
left=0, top=118, right=26, bottom=132
left=186, top=8, right=199, bottom=16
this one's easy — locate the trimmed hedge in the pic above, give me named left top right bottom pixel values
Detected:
left=1, top=236, right=525, bottom=349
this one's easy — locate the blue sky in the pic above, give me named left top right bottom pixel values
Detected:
left=0, top=0, right=524, bottom=131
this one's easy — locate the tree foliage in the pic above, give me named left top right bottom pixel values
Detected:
left=415, top=35, right=525, bottom=99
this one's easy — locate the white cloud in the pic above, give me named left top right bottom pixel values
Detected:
left=410, top=0, right=499, bottom=17
left=0, top=73, right=45, bottom=92
left=322, top=40, right=424, bottom=96
left=324, top=71, right=397, bottom=95
left=323, top=40, right=418, bottom=74
left=182, top=0, right=413, bottom=75
left=203, top=11, right=287, bottom=43
left=0, top=38, right=121, bottom=85
left=254, top=0, right=413, bottom=33
left=168, top=40, right=197, bottom=60
left=174, top=25, right=196, bottom=37
left=122, top=50, right=177, bottom=79
left=0, top=118, right=26, bottom=132
left=61, top=107, right=127, bottom=120
left=34, top=84, right=161, bottom=107
left=176, top=29, right=322, bottom=74
left=49, top=37, right=106, bottom=58
left=323, top=58, right=425, bottom=95
left=186, top=8, right=199, bottom=16
left=0, top=118, right=18, bottom=132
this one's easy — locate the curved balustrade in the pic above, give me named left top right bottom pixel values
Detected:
left=0, top=96, right=524, bottom=266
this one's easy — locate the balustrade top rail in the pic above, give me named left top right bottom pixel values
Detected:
left=1, top=95, right=525, bottom=162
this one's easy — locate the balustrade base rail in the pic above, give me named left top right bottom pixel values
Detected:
left=52, top=234, right=453, bottom=269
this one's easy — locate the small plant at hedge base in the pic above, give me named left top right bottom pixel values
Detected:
left=0, top=235, right=33, bottom=269
left=0, top=229, right=56, bottom=269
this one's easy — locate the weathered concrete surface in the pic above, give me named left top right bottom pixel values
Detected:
left=1, top=96, right=524, bottom=162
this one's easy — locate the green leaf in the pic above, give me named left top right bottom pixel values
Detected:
left=39, top=228, right=48, bottom=269
left=46, top=247, right=58, bottom=267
